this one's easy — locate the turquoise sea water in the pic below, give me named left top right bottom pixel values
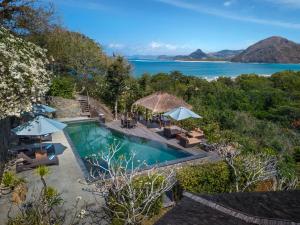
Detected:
left=129, top=60, right=300, bottom=79
left=66, top=121, right=191, bottom=169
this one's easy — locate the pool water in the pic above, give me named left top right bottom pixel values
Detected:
left=65, top=121, right=192, bottom=170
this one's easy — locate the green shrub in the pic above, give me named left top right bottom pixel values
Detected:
left=2, top=171, right=14, bottom=188
left=49, top=75, right=75, bottom=99
left=1, top=171, right=25, bottom=189
left=176, top=162, right=232, bottom=194
left=294, top=146, right=300, bottom=162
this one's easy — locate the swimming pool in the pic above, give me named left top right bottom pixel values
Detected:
left=65, top=121, right=192, bottom=172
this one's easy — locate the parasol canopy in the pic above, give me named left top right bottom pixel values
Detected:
left=12, top=115, right=66, bottom=136
left=133, top=92, right=191, bottom=113
left=164, top=107, right=202, bottom=121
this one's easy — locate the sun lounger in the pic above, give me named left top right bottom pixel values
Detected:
left=187, top=129, right=204, bottom=139
left=16, top=152, right=59, bottom=172
left=163, top=126, right=184, bottom=138
left=18, top=134, right=52, bottom=144
left=179, top=136, right=201, bottom=148
left=9, top=143, right=54, bottom=156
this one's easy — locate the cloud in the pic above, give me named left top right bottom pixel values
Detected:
left=108, top=43, right=124, bottom=49
left=157, top=0, right=300, bottom=29
left=149, top=41, right=178, bottom=50
left=224, top=0, right=234, bottom=7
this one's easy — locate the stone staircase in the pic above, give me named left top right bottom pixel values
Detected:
left=76, top=95, right=91, bottom=117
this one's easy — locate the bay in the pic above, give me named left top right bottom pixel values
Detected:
left=129, top=59, right=300, bottom=79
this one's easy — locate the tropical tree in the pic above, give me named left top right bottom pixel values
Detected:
left=0, top=0, right=57, bottom=35
left=39, top=27, right=108, bottom=77
left=0, top=26, right=51, bottom=119
left=105, top=56, right=131, bottom=119
left=218, top=144, right=278, bottom=192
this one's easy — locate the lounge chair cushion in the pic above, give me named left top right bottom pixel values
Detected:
left=187, top=130, right=204, bottom=138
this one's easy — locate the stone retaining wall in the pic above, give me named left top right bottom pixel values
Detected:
left=50, top=96, right=82, bottom=118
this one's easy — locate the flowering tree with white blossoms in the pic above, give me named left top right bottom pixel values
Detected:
left=0, top=26, right=51, bottom=119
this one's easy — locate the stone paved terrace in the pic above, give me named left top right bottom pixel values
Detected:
left=105, top=120, right=215, bottom=157
left=0, top=127, right=102, bottom=223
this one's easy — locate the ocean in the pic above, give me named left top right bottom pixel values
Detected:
left=129, top=59, right=300, bottom=79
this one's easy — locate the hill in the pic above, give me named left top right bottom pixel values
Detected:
left=173, top=49, right=208, bottom=61
left=232, top=36, right=300, bottom=63
left=208, top=50, right=243, bottom=59
left=160, top=49, right=242, bottom=61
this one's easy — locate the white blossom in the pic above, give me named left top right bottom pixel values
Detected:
left=0, top=27, right=51, bottom=119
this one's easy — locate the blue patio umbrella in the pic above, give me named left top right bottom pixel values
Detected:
left=12, top=115, right=66, bottom=136
left=164, top=107, right=202, bottom=121
left=12, top=116, right=67, bottom=151
left=33, top=104, right=56, bottom=114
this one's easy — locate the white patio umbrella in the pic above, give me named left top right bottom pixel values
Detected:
left=12, top=115, right=67, bottom=151
left=163, top=107, right=202, bottom=121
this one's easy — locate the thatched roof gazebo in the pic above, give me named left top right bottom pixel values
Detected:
left=133, top=92, right=191, bottom=113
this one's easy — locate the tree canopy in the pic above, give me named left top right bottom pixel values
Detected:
left=37, top=28, right=109, bottom=77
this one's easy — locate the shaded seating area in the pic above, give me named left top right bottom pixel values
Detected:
left=10, top=114, right=67, bottom=172
left=163, top=107, right=204, bottom=148
left=121, top=113, right=137, bottom=128
left=132, top=92, right=192, bottom=128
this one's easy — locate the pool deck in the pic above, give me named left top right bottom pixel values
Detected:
left=0, top=129, right=102, bottom=223
left=105, top=120, right=217, bottom=159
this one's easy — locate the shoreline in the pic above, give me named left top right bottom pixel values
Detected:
left=204, top=74, right=272, bottom=82
left=174, top=60, right=229, bottom=63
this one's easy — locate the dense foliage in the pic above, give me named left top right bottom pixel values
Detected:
left=38, top=28, right=109, bottom=77
left=176, top=162, right=232, bottom=194
left=0, top=0, right=56, bottom=35
left=48, top=75, right=75, bottom=99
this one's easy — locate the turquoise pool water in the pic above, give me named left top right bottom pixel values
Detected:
left=65, top=121, right=192, bottom=170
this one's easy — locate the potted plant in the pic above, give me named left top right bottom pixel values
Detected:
left=0, top=171, right=25, bottom=195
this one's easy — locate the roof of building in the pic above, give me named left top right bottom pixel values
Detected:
left=155, top=190, right=300, bottom=225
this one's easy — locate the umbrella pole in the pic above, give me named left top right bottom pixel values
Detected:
left=40, top=135, right=43, bottom=152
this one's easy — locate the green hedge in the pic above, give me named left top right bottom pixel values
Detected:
left=176, top=162, right=232, bottom=194
left=49, top=76, right=75, bottom=99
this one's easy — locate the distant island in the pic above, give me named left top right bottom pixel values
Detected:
left=157, top=49, right=243, bottom=61
left=129, top=36, right=300, bottom=64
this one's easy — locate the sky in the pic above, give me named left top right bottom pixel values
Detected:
left=46, top=0, right=300, bottom=55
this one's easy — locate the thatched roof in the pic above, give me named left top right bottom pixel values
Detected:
left=133, top=92, right=191, bottom=113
